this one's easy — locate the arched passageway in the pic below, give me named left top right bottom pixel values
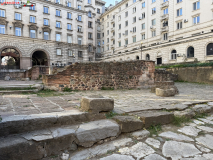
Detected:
left=32, top=50, right=49, bottom=66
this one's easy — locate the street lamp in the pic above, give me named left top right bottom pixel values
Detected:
left=141, top=42, right=143, bottom=60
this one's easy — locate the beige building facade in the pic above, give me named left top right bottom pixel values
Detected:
left=100, top=0, right=213, bottom=64
left=0, top=0, right=105, bottom=70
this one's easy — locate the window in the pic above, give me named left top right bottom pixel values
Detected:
left=102, top=33, right=104, bottom=37
left=187, top=46, right=194, bottom=58
left=88, top=21, right=92, bottom=28
left=164, top=8, right=168, bottom=15
left=118, top=41, right=121, bottom=47
left=177, top=21, right=182, bottom=29
left=177, top=8, right=182, bottom=17
left=164, top=0, right=168, bottom=2
left=44, top=19, right=49, bottom=26
left=67, top=1, right=71, bottom=7
left=78, top=37, right=82, bottom=45
left=119, top=24, right=121, bottom=29
left=30, top=4, right=35, bottom=10
left=142, top=2, right=145, bottom=8
left=193, top=1, right=200, bottom=11
left=88, top=33, right=92, bottom=39
left=146, top=54, right=150, bottom=60
left=68, top=50, right=73, bottom=56
left=133, top=27, right=136, bottom=33
left=125, top=11, right=128, bottom=17
left=88, top=11, right=92, bottom=17
left=30, top=16, right=35, bottom=23
left=107, top=22, right=109, bottom=27
left=30, top=30, right=36, bottom=38
left=118, top=15, right=121, bottom=21
left=78, top=5, right=81, bottom=10
left=56, top=49, right=61, bottom=55
left=177, top=0, right=182, bottom=3
left=126, top=3, right=128, bottom=7
left=171, top=50, right=177, bottom=60
left=78, top=26, right=82, bottom=32
left=56, top=10, right=61, bottom=16
left=56, top=0, right=60, bottom=4
left=44, top=7, right=48, bottom=14
left=119, top=33, right=121, bottom=38
left=97, top=8, right=100, bottom=14
left=125, top=21, right=128, bottom=26
left=67, top=35, right=72, bottom=43
left=152, top=7, right=156, bottom=14
left=207, top=43, right=213, bottom=55
left=107, top=30, right=109, bottom=35
left=125, top=30, right=128, bottom=36
left=97, top=33, right=100, bottom=39
left=15, top=27, right=21, bottom=36
left=88, top=0, right=91, bottom=4
left=142, top=12, right=145, bottom=19
left=133, top=0, right=136, bottom=3
left=141, top=34, right=145, bottom=40
left=163, top=20, right=168, bottom=27
left=152, top=30, right=156, bottom=37
left=133, top=36, right=136, bottom=43
left=125, top=39, right=128, bottom=45
left=152, top=19, right=156, bottom=26
left=193, top=15, right=200, bottom=25
left=56, top=21, right=61, bottom=28
left=133, top=17, right=136, bottom=23
left=133, top=7, right=136, bottom=13
left=163, top=33, right=168, bottom=40
left=113, top=31, right=115, bottom=36
left=67, top=13, right=72, bottom=19
left=152, top=0, right=156, bottom=3
left=0, top=25, right=5, bottom=34
left=107, top=38, right=109, bottom=43
left=56, top=33, right=61, bottom=41
left=78, top=15, right=82, bottom=21
left=15, top=0, right=21, bottom=8
left=0, top=9, right=5, bottom=17
left=15, top=13, right=21, bottom=20
left=67, top=24, right=71, bottom=30
left=119, top=7, right=121, bottom=12
left=44, top=32, right=49, bottom=40
left=78, top=51, right=82, bottom=57
left=142, top=23, right=145, bottom=30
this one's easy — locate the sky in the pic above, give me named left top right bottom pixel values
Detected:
left=105, top=0, right=121, bottom=7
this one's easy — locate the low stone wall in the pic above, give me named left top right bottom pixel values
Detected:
left=166, top=66, right=213, bottom=84
left=43, top=61, right=155, bottom=91
left=0, top=69, right=26, bottom=80
left=154, top=69, right=178, bottom=82
left=25, top=66, right=52, bottom=80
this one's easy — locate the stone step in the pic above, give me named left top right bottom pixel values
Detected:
left=0, top=90, right=38, bottom=95
left=0, top=119, right=120, bottom=160
left=0, top=111, right=105, bottom=137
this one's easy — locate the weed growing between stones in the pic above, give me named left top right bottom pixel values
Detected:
left=101, top=87, right=114, bottom=90
left=37, top=89, right=64, bottom=97
left=105, top=111, right=118, bottom=119
left=148, top=124, right=162, bottom=136
left=193, top=113, right=208, bottom=119
left=172, top=116, right=191, bottom=127
left=63, top=87, right=72, bottom=92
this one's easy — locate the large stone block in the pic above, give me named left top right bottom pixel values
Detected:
left=80, top=95, right=114, bottom=113
left=112, top=116, right=144, bottom=133
left=156, top=88, right=176, bottom=97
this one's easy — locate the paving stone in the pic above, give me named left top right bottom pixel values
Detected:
left=207, top=102, right=213, bottom=106
left=198, top=118, right=213, bottom=124
left=145, top=138, right=160, bottom=148
left=119, top=142, right=155, bottom=160
left=162, top=141, right=201, bottom=160
left=180, top=155, right=207, bottom=160
left=75, top=119, right=120, bottom=147
left=196, top=126, right=213, bottom=132
left=206, top=116, right=213, bottom=120
left=192, top=105, right=213, bottom=113
left=112, top=115, right=144, bottom=133
left=131, top=130, right=150, bottom=138
left=203, top=154, right=213, bottom=159
left=144, top=154, right=166, bottom=160
left=178, top=126, right=201, bottom=137
left=131, top=111, right=174, bottom=128
left=165, top=103, right=189, bottom=111
left=196, top=144, right=211, bottom=153
left=196, top=134, right=213, bottom=149
left=100, top=154, right=135, bottom=160
left=174, top=109, right=196, bottom=119
left=193, top=120, right=205, bottom=125
left=159, top=131, right=194, bottom=142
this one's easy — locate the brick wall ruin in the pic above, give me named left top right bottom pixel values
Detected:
left=43, top=61, right=155, bottom=91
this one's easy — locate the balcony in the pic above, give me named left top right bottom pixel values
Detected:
left=111, top=18, right=115, bottom=23
left=161, top=1, right=169, bottom=9
left=161, top=26, right=169, bottom=33
left=111, top=27, right=115, bottom=32
left=161, top=14, right=169, bottom=21
left=111, top=35, right=115, bottom=40
left=111, top=44, right=115, bottom=48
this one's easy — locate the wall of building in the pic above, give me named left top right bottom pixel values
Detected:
left=43, top=60, right=155, bottom=91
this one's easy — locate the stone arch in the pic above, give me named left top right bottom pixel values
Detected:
left=186, top=46, right=195, bottom=58
left=206, top=42, right=213, bottom=56
left=30, top=48, right=50, bottom=67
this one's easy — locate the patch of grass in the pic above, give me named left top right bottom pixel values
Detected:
left=172, top=116, right=191, bottom=127
left=106, top=150, right=113, bottom=154
left=148, top=124, right=162, bottom=136
left=101, top=87, right=114, bottom=90
left=193, top=113, right=208, bottom=119
left=23, top=105, right=29, bottom=107
left=36, top=89, right=63, bottom=97
left=155, top=62, right=213, bottom=69
left=63, top=87, right=73, bottom=92
left=105, top=111, right=118, bottom=119
left=198, top=131, right=205, bottom=136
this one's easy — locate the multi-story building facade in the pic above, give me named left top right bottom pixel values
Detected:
left=0, top=0, right=105, bottom=70
left=101, top=0, right=213, bottom=65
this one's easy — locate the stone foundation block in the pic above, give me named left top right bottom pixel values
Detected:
left=156, top=88, right=176, bottom=97
left=112, top=116, right=144, bottom=133
left=80, top=95, right=114, bottom=113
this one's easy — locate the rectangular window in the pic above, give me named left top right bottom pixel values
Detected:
left=30, top=4, right=35, bottom=10
left=125, top=39, right=128, bottom=45
left=133, top=17, right=136, bottom=23
left=118, top=16, right=121, bottom=21
left=78, top=51, right=82, bottom=57
left=177, top=0, right=182, bottom=3
left=44, top=19, right=49, bottom=26
left=152, top=19, right=156, bottom=26
left=0, top=24, right=5, bottom=34
left=97, top=8, right=100, bottom=14
left=30, top=16, right=35, bottom=23
left=193, top=1, right=200, bottom=10
left=142, top=23, right=145, bottom=30
left=177, top=21, right=182, bottom=29
left=164, top=8, right=168, bottom=15
left=56, top=10, right=61, bottom=16
left=67, top=2, right=71, bottom=7
left=67, top=13, right=72, bottom=19
left=163, top=33, right=168, bottom=40
left=133, top=0, right=136, bottom=3
left=126, top=3, right=128, bottom=7
left=78, top=15, right=82, bottom=21
left=133, top=27, right=136, bottom=33
left=152, top=30, right=156, bottom=37
left=0, top=9, right=5, bottom=17
left=88, top=0, right=91, bottom=4
left=67, top=24, right=71, bottom=30
left=67, top=35, right=72, bottom=43
left=177, top=8, right=182, bottom=17
left=142, top=2, right=145, bottom=8
left=78, top=37, right=82, bottom=45
left=56, top=33, right=61, bottom=41
left=56, top=21, right=61, bottom=28
left=142, top=12, right=145, bottom=19
left=133, top=7, right=136, bottom=13
left=125, top=30, right=128, bottom=36
left=97, top=33, right=101, bottom=39
left=15, top=13, right=21, bottom=20
left=107, top=30, right=109, bottom=35
left=141, top=34, right=145, bottom=40
left=125, top=11, right=128, bottom=17
left=133, top=36, right=136, bottom=43
left=68, top=50, right=73, bottom=56
left=15, top=27, right=21, bottom=36
left=119, top=24, right=121, bottom=29
left=152, top=0, right=156, bottom=3
left=125, top=21, right=128, bottom=26
left=78, top=5, right=81, bottom=10
left=78, top=26, right=82, bottom=32
left=44, top=7, right=48, bottom=14
left=44, top=32, right=49, bottom=40
left=30, top=30, right=36, bottom=38
left=56, top=49, right=61, bottom=55
left=107, top=38, right=109, bottom=43
left=118, top=41, right=121, bottom=47
left=152, top=7, right=156, bottom=14
left=193, top=15, right=200, bottom=24
left=119, top=33, right=121, bottom=38
left=88, top=21, right=92, bottom=28
left=88, top=33, right=92, bottom=39
left=56, top=0, right=60, bottom=4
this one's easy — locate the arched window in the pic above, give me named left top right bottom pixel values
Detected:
left=88, top=11, right=92, bottom=17
left=136, top=56, right=139, bottom=60
left=88, top=45, right=92, bottom=52
left=146, top=54, right=150, bottom=60
left=187, top=46, right=194, bottom=58
left=171, top=50, right=177, bottom=60
left=207, top=43, right=213, bottom=55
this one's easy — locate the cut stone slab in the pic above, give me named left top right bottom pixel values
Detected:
left=196, top=144, right=211, bottom=153
left=203, top=154, right=213, bottom=159
left=131, top=111, right=174, bottom=128
left=196, top=134, right=213, bottom=149
left=162, top=141, right=201, bottom=160
left=131, top=130, right=150, bottom=139
left=197, top=126, right=213, bottom=132
left=112, top=115, right=144, bottom=133
left=119, top=142, right=155, bottom=160
left=75, top=119, right=120, bottom=147
left=198, top=118, right=213, bottom=124
left=207, top=102, right=213, bottom=106
left=180, top=156, right=207, bottom=160
left=174, top=109, right=196, bottom=119
left=80, top=96, right=114, bottom=113
left=193, top=120, right=205, bottom=125
left=4, top=76, right=10, bottom=81
left=156, top=88, right=176, bottom=97
left=144, top=154, right=166, bottom=160
left=100, top=154, right=135, bottom=160
left=192, top=105, right=213, bottom=113
left=165, top=103, right=189, bottom=111
left=145, top=138, right=160, bottom=148
left=178, top=126, right=201, bottom=137
left=159, top=131, right=194, bottom=142
left=206, top=116, right=213, bottom=120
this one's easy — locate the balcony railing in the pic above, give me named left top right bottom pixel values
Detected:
left=161, top=26, right=169, bottom=32
left=111, top=27, right=115, bottom=32
left=161, top=14, right=169, bottom=21
left=161, top=1, right=169, bottom=9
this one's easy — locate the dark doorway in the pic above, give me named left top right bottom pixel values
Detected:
left=207, top=43, right=213, bottom=55
left=136, top=56, right=139, bottom=60
left=146, top=54, right=150, bottom=60
left=157, top=57, right=162, bottom=65
left=32, top=50, right=48, bottom=66
left=187, top=46, right=194, bottom=58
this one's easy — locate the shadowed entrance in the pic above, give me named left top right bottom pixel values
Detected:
left=32, top=50, right=49, bottom=66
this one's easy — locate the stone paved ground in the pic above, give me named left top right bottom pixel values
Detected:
left=0, top=82, right=213, bottom=118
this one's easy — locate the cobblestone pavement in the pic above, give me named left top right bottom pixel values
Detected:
left=0, top=82, right=213, bottom=119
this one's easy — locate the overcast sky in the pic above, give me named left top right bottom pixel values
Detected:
left=105, top=0, right=121, bottom=7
